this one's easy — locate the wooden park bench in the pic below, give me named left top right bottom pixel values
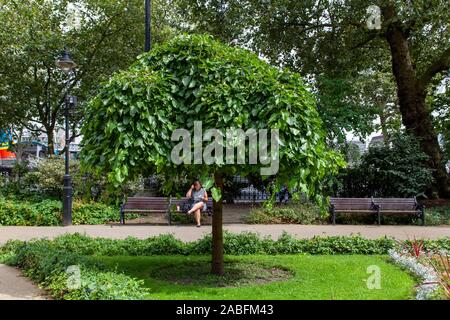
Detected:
left=120, top=197, right=169, bottom=224
left=120, top=196, right=214, bottom=225
left=329, top=197, right=425, bottom=226
left=372, top=197, right=425, bottom=226
left=329, top=198, right=375, bottom=225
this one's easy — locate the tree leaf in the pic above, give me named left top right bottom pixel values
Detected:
left=210, top=187, right=222, bottom=202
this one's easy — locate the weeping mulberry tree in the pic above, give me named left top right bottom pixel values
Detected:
left=81, top=34, right=343, bottom=275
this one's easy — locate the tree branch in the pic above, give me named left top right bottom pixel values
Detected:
left=350, top=32, right=381, bottom=50
left=18, top=120, right=46, bottom=134
left=58, top=131, right=82, bottom=155
left=418, top=47, right=450, bottom=90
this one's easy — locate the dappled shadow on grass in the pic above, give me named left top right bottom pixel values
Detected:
left=148, top=260, right=293, bottom=288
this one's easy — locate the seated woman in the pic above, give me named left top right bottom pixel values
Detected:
left=186, top=180, right=208, bottom=227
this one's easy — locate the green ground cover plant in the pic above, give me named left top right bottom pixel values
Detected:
left=425, top=204, right=450, bottom=226
left=0, top=240, right=148, bottom=300
left=0, top=196, right=120, bottom=226
left=246, top=202, right=323, bottom=224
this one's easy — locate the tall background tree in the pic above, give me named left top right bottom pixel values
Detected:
left=81, top=35, right=344, bottom=274
left=173, top=0, right=450, bottom=198
left=0, top=0, right=176, bottom=154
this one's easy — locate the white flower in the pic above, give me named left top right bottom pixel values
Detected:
left=388, top=249, right=439, bottom=300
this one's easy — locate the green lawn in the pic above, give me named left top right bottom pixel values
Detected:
left=94, top=255, right=417, bottom=300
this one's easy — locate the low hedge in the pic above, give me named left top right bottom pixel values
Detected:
left=0, top=197, right=120, bottom=226
left=2, top=232, right=449, bottom=257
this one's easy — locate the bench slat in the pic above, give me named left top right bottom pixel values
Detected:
left=125, top=200, right=168, bottom=204
left=334, top=210, right=375, bottom=213
left=122, top=209, right=167, bottom=213
left=373, top=198, right=416, bottom=211
left=123, top=206, right=167, bottom=210
left=379, top=210, right=419, bottom=214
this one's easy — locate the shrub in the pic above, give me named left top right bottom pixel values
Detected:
left=72, top=200, right=120, bottom=225
left=247, top=202, right=323, bottom=224
left=425, top=210, right=449, bottom=226
left=425, top=205, right=450, bottom=226
left=170, top=210, right=211, bottom=224
left=333, top=213, right=425, bottom=225
left=0, top=174, right=7, bottom=188
left=13, top=157, right=144, bottom=204
left=23, top=156, right=78, bottom=198
left=0, top=198, right=60, bottom=226
left=61, top=268, right=148, bottom=300
left=393, top=239, right=450, bottom=300
left=0, top=196, right=120, bottom=226
left=330, top=133, right=434, bottom=198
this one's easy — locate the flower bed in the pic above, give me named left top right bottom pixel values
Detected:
left=388, top=239, right=449, bottom=300
left=388, top=249, right=439, bottom=299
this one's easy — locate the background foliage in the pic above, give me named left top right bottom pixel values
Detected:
left=0, top=0, right=177, bottom=153
left=172, top=0, right=450, bottom=197
left=330, top=133, right=434, bottom=198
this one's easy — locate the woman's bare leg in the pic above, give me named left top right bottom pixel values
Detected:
left=194, top=209, right=201, bottom=226
left=188, top=202, right=204, bottom=215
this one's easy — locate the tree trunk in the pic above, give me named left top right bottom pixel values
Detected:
left=211, top=171, right=224, bottom=275
left=46, top=128, right=55, bottom=156
left=378, top=110, right=390, bottom=145
left=384, top=7, right=450, bottom=198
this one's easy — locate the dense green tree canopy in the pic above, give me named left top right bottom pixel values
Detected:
left=81, top=35, right=344, bottom=202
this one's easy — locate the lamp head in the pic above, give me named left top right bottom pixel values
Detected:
left=56, top=48, right=76, bottom=74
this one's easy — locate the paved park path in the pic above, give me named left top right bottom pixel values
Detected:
left=0, top=224, right=448, bottom=244
left=0, top=264, right=49, bottom=300
left=0, top=224, right=447, bottom=300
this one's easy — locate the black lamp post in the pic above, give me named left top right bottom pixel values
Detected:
left=145, top=0, right=151, bottom=52
left=56, top=47, right=76, bottom=226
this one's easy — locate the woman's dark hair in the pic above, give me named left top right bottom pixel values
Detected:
left=193, top=180, right=202, bottom=187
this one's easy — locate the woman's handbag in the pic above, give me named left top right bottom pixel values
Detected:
left=181, top=198, right=194, bottom=213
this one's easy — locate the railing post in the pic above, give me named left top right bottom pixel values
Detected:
left=329, top=204, right=336, bottom=225
left=167, top=197, right=172, bottom=225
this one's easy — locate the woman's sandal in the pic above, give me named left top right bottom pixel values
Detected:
left=196, top=224, right=201, bottom=228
